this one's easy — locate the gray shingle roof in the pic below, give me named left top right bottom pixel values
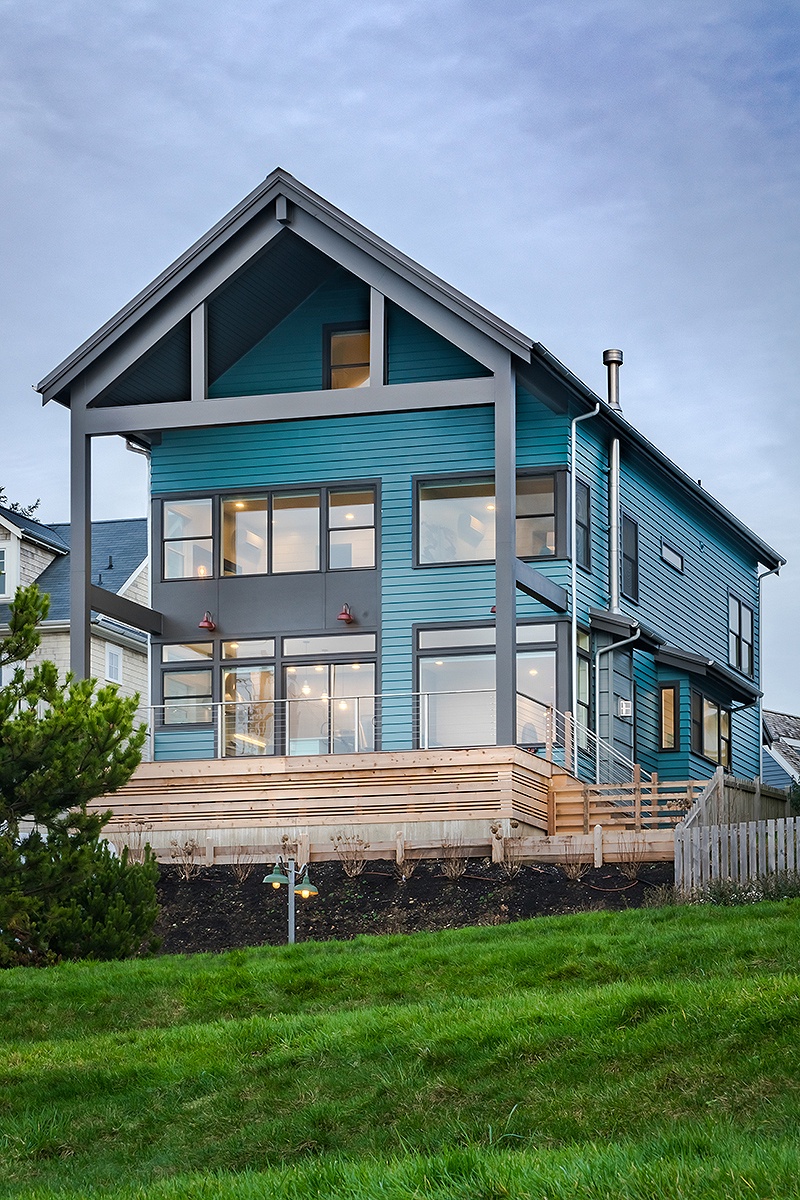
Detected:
left=0, top=505, right=69, bottom=553
left=0, top=517, right=147, bottom=628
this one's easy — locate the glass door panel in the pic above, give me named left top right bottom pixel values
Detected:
left=223, top=666, right=275, bottom=756
left=331, top=662, right=376, bottom=753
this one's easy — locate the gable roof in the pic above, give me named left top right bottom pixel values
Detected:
left=35, top=170, right=784, bottom=571
left=0, top=505, right=69, bottom=554
left=0, top=518, right=147, bottom=627
left=38, top=519, right=147, bottom=622
left=37, top=168, right=533, bottom=405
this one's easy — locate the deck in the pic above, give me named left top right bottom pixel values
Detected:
left=95, top=747, right=700, bottom=867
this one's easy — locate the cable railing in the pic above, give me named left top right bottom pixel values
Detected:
left=139, top=688, right=645, bottom=785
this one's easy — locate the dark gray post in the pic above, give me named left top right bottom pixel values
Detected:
left=494, top=360, right=516, bottom=746
left=69, top=408, right=92, bottom=678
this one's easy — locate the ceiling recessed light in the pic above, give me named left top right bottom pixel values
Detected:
left=344, top=513, right=355, bottom=521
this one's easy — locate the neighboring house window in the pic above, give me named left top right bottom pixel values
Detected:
left=0, top=547, right=6, bottom=597
left=162, top=499, right=213, bottom=580
left=417, top=473, right=564, bottom=565
left=575, top=480, right=591, bottom=571
left=729, top=595, right=754, bottom=677
left=691, top=691, right=731, bottom=769
left=105, top=644, right=122, bottom=685
left=326, top=327, right=370, bottom=389
left=659, top=683, right=679, bottom=751
left=621, top=513, right=639, bottom=603
left=661, top=542, right=684, bottom=573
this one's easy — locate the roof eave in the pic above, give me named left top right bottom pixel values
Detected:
left=37, top=168, right=533, bottom=404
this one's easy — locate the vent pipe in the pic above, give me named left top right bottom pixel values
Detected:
left=602, top=349, right=623, bottom=411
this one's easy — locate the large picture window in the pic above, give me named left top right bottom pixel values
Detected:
left=691, top=691, right=731, bottom=769
left=728, top=595, right=754, bottom=678
left=162, top=486, right=376, bottom=581
left=417, top=473, right=562, bottom=565
left=416, top=624, right=557, bottom=748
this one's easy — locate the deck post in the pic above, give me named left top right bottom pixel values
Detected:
left=594, top=823, right=603, bottom=867
left=494, top=359, right=516, bottom=747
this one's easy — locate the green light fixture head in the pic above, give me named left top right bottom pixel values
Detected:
left=294, top=870, right=318, bottom=899
left=263, top=864, right=290, bottom=889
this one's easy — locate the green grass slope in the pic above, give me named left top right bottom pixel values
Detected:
left=2, top=902, right=800, bottom=1199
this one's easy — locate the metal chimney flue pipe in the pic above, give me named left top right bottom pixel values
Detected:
left=603, top=348, right=623, bottom=411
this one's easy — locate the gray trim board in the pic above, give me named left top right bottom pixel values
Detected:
left=79, top=377, right=497, bottom=437
left=89, top=585, right=163, bottom=635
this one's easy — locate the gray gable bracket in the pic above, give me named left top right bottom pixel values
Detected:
left=89, top=585, right=163, bottom=636
left=514, top=560, right=568, bottom=613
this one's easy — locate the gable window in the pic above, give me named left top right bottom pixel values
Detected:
left=575, top=480, right=591, bottom=571
left=417, top=473, right=563, bottom=565
left=691, top=691, right=731, bottom=769
left=659, top=683, right=679, bottom=751
left=728, top=595, right=754, bottom=678
left=105, top=644, right=122, bottom=685
left=621, top=513, right=639, bottom=603
left=327, top=327, right=370, bottom=389
left=163, top=499, right=213, bottom=580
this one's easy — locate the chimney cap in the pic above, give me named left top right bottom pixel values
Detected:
left=603, top=348, right=623, bottom=365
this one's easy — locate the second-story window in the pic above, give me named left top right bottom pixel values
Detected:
left=164, top=487, right=377, bottom=581
left=621, top=513, right=639, bottom=603
left=163, top=499, right=213, bottom=579
left=327, top=327, right=370, bottom=389
left=575, top=480, right=591, bottom=571
left=416, top=473, right=562, bottom=565
left=729, top=595, right=754, bottom=677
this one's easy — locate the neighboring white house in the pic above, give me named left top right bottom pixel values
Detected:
left=0, top=506, right=148, bottom=709
left=762, top=710, right=800, bottom=789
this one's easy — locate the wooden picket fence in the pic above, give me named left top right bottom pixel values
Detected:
left=675, top=815, right=800, bottom=893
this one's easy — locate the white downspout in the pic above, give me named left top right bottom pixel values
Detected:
left=570, top=403, right=600, bottom=775
left=609, top=437, right=621, bottom=614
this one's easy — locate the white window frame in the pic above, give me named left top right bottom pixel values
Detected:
left=105, top=643, right=123, bottom=685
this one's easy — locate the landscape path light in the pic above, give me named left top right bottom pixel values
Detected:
left=262, top=856, right=319, bottom=944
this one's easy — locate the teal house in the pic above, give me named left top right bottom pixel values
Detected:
left=38, top=170, right=784, bottom=792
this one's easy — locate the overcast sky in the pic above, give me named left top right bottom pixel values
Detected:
left=2, top=0, right=798, bottom=711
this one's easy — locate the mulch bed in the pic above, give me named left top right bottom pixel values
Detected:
left=154, top=858, right=674, bottom=954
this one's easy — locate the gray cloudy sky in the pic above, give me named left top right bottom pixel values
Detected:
left=2, top=0, right=798, bottom=710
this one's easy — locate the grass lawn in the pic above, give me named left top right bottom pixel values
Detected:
left=2, top=901, right=800, bottom=1198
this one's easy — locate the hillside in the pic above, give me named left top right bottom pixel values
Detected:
left=2, top=902, right=800, bottom=1199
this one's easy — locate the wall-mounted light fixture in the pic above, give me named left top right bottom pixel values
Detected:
left=198, top=611, right=217, bottom=631
left=337, top=603, right=354, bottom=624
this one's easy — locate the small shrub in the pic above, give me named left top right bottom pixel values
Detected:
left=231, top=850, right=255, bottom=886
left=332, top=832, right=369, bottom=877
left=617, top=832, right=647, bottom=882
left=170, top=837, right=202, bottom=881
left=47, top=843, right=159, bottom=961
left=559, top=839, right=590, bottom=882
left=439, top=836, right=467, bottom=880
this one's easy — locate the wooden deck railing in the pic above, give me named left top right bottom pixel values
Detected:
left=551, top=767, right=704, bottom=835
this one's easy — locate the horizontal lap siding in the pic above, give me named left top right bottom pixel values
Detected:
left=387, top=304, right=491, bottom=383
left=573, top=419, right=611, bottom=623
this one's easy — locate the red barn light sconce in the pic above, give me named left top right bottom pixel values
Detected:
left=198, top=611, right=217, bottom=631
left=490, top=605, right=496, bottom=614
left=336, top=603, right=354, bottom=624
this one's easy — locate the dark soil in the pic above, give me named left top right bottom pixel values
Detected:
left=154, top=858, right=674, bottom=954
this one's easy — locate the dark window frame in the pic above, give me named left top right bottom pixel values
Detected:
left=621, top=512, right=639, bottom=603
left=322, top=321, right=370, bottom=390
left=728, top=593, right=755, bottom=679
left=158, top=482, right=379, bottom=583
left=661, top=541, right=684, bottom=573
left=413, top=468, right=568, bottom=568
left=658, top=682, right=680, bottom=752
left=690, top=690, right=732, bottom=770
left=575, top=478, right=591, bottom=572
